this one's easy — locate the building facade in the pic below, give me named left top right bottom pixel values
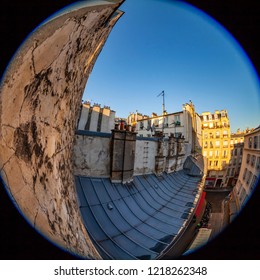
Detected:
left=233, top=126, right=260, bottom=209
left=222, top=130, right=245, bottom=188
left=77, top=101, right=115, bottom=133
left=200, top=110, right=231, bottom=188
left=127, top=101, right=202, bottom=157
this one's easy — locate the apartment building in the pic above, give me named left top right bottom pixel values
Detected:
left=233, top=126, right=260, bottom=209
left=222, top=130, right=245, bottom=188
left=200, top=110, right=231, bottom=188
left=128, top=101, right=202, bottom=156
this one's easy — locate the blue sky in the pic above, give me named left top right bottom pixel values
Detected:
left=83, top=0, right=260, bottom=132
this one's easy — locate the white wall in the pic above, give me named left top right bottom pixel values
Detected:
left=134, top=139, right=157, bottom=175
left=89, top=106, right=100, bottom=131
left=78, top=105, right=90, bottom=130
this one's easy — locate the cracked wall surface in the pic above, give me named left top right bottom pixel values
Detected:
left=0, top=0, right=124, bottom=259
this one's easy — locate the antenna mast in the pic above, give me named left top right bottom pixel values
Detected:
left=157, top=90, right=166, bottom=136
left=157, top=90, right=166, bottom=115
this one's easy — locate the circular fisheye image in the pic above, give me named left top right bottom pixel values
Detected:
left=0, top=0, right=259, bottom=260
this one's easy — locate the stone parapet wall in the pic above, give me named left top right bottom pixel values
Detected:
left=74, top=131, right=111, bottom=177
left=73, top=132, right=189, bottom=178
left=0, top=0, right=124, bottom=259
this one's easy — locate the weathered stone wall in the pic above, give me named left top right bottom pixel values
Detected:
left=73, top=132, right=111, bottom=177
left=0, top=0, right=124, bottom=259
left=73, top=132, right=188, bottom=178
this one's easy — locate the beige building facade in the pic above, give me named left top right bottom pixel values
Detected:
left=222, top=130, right=245, bottom=188
left=200, top=110, right=231, bottom=188
left=233, top=126, right=260, bottom=209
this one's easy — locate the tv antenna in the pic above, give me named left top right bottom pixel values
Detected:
left=157, top=90, right=166, bottom=115
left=157, top=90, right=167, bottom=136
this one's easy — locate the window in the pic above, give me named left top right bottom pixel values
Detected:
left=223, top=150, right=228, bottom=158
left=215, top=150, right=219, bottom=157
left=250, top=175, right=257, bottom=191
left=209, top=122, right=213, bottom=128
left=209, top=150, right=213, bottom=158
left=214, top=160, right=218, bottom=166
left=249, top=137, right=252, bottom=148
left=251, top=155, right=256, bottom=167
left=210, top=141, right=213, bottom=148
left=221, top=111, right=226, bottom=117
left=147, top=119, right=151, bottom=130
left=257, top=157, right=260, bottom=170
left=246, top=154, right=250, bottom=164
left=204, top=141, right=208, bottom=148
left=174, top=115, right=180, bottom=124
left=231, top=168, right=235, bottom=176
left=208, top=114, right=212, bottom=120
left=175, top=132, right=182, bottom=138
left=214, top=113, right=218, bottom=120
left=226, top=168, right=230, bottom=176
left=223, top=140, right=228, bottom=148
left=154, top=119, right=159, bottom=127
left=216, top=131, right=220, bottom=138
left=204, top=132, right=208, bottom=139
left=254, top=136, right=258, bottom=149
left=240, top=148, right=243, bottom=156
left=239, top=187, right=247, bottom=205
left=237, top=181, right=242, bottom=195
left=203, top=151, right=207, bottom=157
left=243, top=168, right=247, bottom=180
left=233, top=158, right=236, bottom=165
left=203, top=115, right=208, bottom=121
left=246, top=171, right=252, bottom=185
left=215, top=140, right=220, bottom=147
left=223, top=130, right=228, bottom=138
left=163, top=117, right=168, bottom=128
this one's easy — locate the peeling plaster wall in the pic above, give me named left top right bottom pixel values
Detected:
left=73, top=133, right=188, bottom=179
left=73, top=133, right=111, bottom=177
left=0, top=0, right=124, bottom=259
